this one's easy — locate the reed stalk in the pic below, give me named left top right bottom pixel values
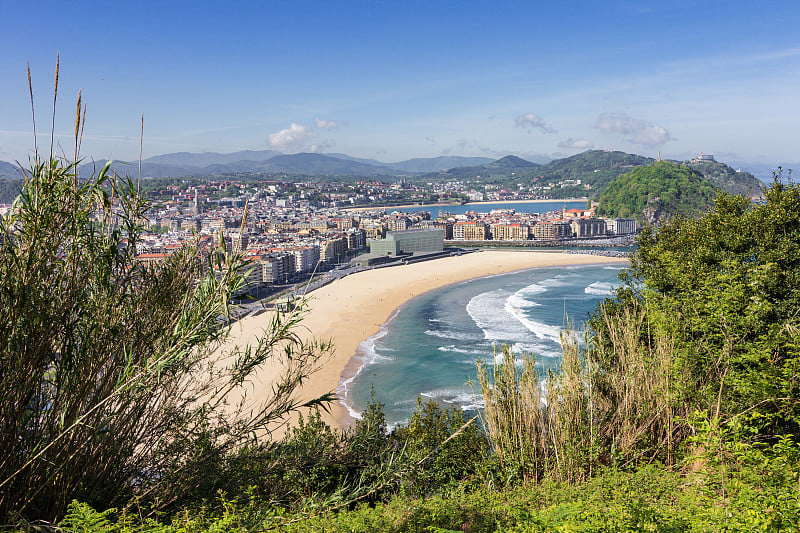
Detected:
left=0, top=69, right=334, bottom=521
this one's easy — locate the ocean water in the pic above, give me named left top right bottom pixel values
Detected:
left=397, top=200, right=587, bottom=218
left=339, top=263, right=624, bottom=427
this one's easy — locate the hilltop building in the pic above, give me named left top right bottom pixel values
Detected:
left=691, top=153, right=716, bottom=163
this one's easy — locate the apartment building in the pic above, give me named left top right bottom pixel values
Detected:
left=606, top=218, right=638, bottom=235
left=261, top=252, right=295, bottom=284
left=345, top=228, right=366, bottom=251
left=333, top=217, right=358, bottom=230
left=417, top=219, right=453, bottom=240
left=452, top=221, right=488, bottom=240
left=387, top=216, right=411, bottom=232
left=321, top=235, right=348, bottom=264
left=282, top=245, right=318, bottom=273
left=571, top=217, right=607, bottom=237
left=490, top=223, right=530, bottom=241
left=531, top=220, right=573, bottom=240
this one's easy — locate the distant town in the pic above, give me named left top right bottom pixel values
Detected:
left=3, top=148, right=758, bottom=304
left=123, top=177, right=636, bottom=301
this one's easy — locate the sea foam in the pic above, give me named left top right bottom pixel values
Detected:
left=584, top=281, right=618, bottom=296
left=337, top=309, right=397, bottom=420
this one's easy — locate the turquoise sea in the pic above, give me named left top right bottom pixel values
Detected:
left=397, top=200, right=587, bottom=218
left=339, top=263, right=624, bottom=428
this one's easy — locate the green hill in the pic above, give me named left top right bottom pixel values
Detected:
left=538, top=150, right=652, bottom=185
left=418, top=151, right=759, bottom=201
left=418, top=150, right=655, bottom=197
left=484, top=155, right=540, bottom=172
left=0, top=161, right=23, bottom=180
left=527, top=150, right=653, bottom=197
left=686, top=159, right=762, bottom=197
left=596, top=160, right=717, bottom=223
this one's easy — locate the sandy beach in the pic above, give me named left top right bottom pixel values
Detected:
left=225, top=250, right=628, bottom=434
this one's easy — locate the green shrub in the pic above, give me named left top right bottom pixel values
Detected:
left=392, top=398, right=488, bottom=496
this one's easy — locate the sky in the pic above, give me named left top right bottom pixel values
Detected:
left=1, top=0, right=799, bottom=167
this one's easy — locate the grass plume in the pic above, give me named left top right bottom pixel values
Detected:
left=50, top=53, right=59, bottom=161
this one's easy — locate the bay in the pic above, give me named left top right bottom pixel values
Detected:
left=395, top=200, right=588, bottom=219
left=340, top=263, right=623, bottom=427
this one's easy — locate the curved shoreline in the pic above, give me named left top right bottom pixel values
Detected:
left=227, top=251, right=628, bottom=434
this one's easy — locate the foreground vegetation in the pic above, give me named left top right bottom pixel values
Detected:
left=1, top=73, right=797, bottom=530
left=3, top=160, right=795, bottom=530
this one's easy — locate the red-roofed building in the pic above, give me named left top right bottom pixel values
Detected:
left=136, top=253, right=167, bottom=265
left=490, top=223, right=530, bottom=241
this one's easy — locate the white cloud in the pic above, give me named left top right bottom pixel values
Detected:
left=315, top=118, right=338, bottom=130
left=425, top=136, right=436, bottom=144
left=514, top=113, right=556, bottom=134
left=558, top=138, right=594, bottom=150
left=268, top=118, right=344, bottom=152
left=596, top=111, right=673, bottom=147
left=267, top=123, right=314, bottom=151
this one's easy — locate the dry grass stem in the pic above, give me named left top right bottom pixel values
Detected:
left=50, top=53, right=59, bottom=161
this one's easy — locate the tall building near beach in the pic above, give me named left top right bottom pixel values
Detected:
left=570, top=217, right=607, bottom=237
left=369, top=228, right=445, bottom=257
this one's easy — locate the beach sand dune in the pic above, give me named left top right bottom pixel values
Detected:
left=225, top=251, right=628, bottom=435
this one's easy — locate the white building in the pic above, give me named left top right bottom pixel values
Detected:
left=606, top=218, right=638, bottom=235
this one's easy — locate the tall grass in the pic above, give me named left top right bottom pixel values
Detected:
left=477, top=302, right=686, bottom=482
left=476, top=346, right=551, bottom=482
left=0, top=64, right=333, bottom=522
left=589, top=301, right=685, bottom=467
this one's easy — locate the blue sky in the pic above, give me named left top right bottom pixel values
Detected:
left=1, top=0, right=799, bottom=166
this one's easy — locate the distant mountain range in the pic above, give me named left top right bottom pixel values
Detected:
left=415, top=150, right=762, bottom=199
left=0, top=151, right=495, bottom=179
left=0, top=161, right=23, bottom=179
left=0, top=148, right=763, bottom=202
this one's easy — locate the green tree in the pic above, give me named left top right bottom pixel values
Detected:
left=224, top=183, right=240, bottom=197
left=595, top=177, right=800, bottom=447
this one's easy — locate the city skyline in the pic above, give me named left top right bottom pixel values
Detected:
left=1, top=1, right=799, bottom=167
